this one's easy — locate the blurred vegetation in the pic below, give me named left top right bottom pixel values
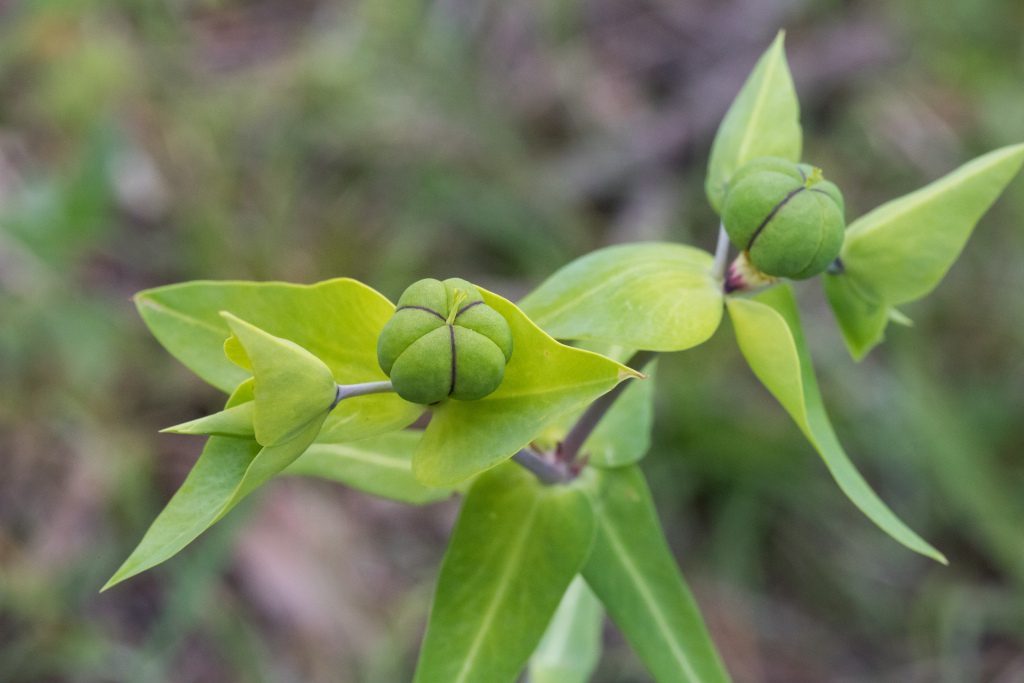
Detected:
left=1, top=0, right=1023, bottom=681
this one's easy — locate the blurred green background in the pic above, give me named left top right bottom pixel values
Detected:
left=1, top=0, right=1023, bottom=681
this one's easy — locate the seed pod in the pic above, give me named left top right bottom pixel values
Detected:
left=722, top=156, right=845, bottom=280
left=377, top=278, right=513, bottom=404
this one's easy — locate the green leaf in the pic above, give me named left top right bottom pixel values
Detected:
left=827, top=143, right=1024, bottom=359
left=284, top=430, right=454, bottom=505
left=223, top=333, right=251, bottom=370
left=224, top=414, right=328, bottom=509
left=821, top=272, right=890, bottom=361
left=528, top=575, right=604, bottom=683
left=705, top=30, right=802, bottom=213
left=413, top=289, right=642, bottom=488
left=841, top=144, right=1024, bottom=304
left=102, top=436, right=263, bottom=591
left=580, top=466, right=730, bottom=683
left=161, top=401, right=255, bottom=438
left=414, top=463, right=595, bottom=683
left=221, top=312, right=336, bottom=447
left=518, top=243, right=724, bottom=352
left=134, top=278, right=423, bottom=438
left=726, top=284, right=946, bottom=563
left=105, top=379, right=331, bottom=590
left=226, top=378, right=254, bottom=407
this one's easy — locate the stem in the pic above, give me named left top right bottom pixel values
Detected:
left=511, top=447, right=570, bottom=485
left=331, top=380, right=395, bottom=408
left=712, top=222, right=730, bottom=280
left=559, top=350, right=658, bottom=465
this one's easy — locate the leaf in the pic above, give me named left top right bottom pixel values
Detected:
left=413, top=463, right=595, bottom=683
left=826, top=143, right=1024, bottom=359
left=518, top=243, right=724, bottom=352
left=161, top=401, right=256, bottom=438
left=105, top=383, right=330, bottom=590
left=580, top=465, right=730, bottom=683
left=412, top=288, right=642, bottom=488
left=226, top=378, right=254, bottom=407
left=135, top=278, right=423, bottom=438
left=726, top=284, right=946, bottom=563
left=284, top=430, right=454, bottom=505
left=223, top=415, right=328, bottom=509
left=705, top=30, right=802, bottom=213
left=223, top=333, right=251, bottom=369
left=821, top=272, right=890, bottom=361
left=221, top=312, right=336, bottom=447
left=103, top=436, right=263, bottom=591
left=528, top=575, right=604, bottom=683
left=841, top=144, right=1024, bottom=304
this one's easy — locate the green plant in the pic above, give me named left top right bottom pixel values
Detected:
left=103, top=31, right=1024, bottom=682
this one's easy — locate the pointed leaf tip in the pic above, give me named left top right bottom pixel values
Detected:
left=705, top=29, right=802, bottom=213
left=729, top=284, right=946, bottom=564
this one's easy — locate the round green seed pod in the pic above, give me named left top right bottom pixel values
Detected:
left=722, top=156, right=845, bottom=280
left=376, top=278, right=513, bottom=404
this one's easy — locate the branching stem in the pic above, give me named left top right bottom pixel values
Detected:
left=511, top=447, right=570, bottom=485
left=558, top=350, right=658, bottom=466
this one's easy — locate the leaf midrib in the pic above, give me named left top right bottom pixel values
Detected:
left=735, top=44, right=780, bottom=165
left=529, top=257, right=711, bottom=326
left=598, top=513, right=701, bottom=682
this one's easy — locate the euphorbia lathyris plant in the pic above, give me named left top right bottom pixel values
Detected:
left=105, top=31, right=1024, bottom=683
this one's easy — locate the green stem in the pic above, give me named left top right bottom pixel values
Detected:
left=331, top=380, right=395, bottom=408
left=712, top=222, right=730, bottom=280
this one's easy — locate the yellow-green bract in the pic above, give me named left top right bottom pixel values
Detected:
left=705, top=30, right=802, bottom=214
left=824, top=143, right=1024, bottom=359
left=726, top=283, right=946, bottom=564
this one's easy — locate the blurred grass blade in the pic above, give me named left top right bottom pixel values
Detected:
left=284, top=431, right=454, bottom=505
left=528, top=575, right=604, bottom=683
left=413, top=288, right=641, bottom=488
left=895, top=358, right=1024, bottom=585
left=519, top=243, right=723, bottom=352
left=827, top=143, right=1024, bottom=359
left=580, top=465, right=730, bottom=683
left=705, top=30, right=802, bottom=213
left=414, top=463, right=595, bottom=683
left=726, top=284, right=946, bottom=563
